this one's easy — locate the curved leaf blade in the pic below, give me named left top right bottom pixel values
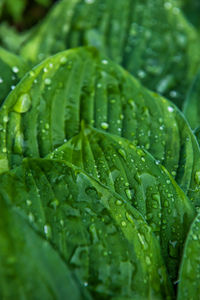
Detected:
left=0, top=196, right=88, bottom=300
left=177, top=212, right=200, bottom=299
left=183, top=69, right=200, bottom=129
left=0, top=158, right=173, bottom=299
left=49, top=125, right=195, bottom=281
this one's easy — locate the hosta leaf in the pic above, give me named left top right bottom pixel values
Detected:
left=0, top=158, right=173, bottom=299
left=0, top=47, right=200, bottom=205
left=0, top=47, right=30, bottom=105
left=20, top=0, right=200, bottom=107
left=49, top=125, right=195, bottom=281
left=177, top=212, right=200, bottom=299
left=183, top=69, right=200, bottom=130
left=0, top=195, right=89, bottom=300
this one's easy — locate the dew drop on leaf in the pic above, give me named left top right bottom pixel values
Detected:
left=13, top=93, right=31, bottom=113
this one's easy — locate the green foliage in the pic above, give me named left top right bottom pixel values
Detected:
left=0, top=1, right=200, bottom=299
left=183, top=70, right=200, bottom=129
left=19, top=0, right=200, bottom=108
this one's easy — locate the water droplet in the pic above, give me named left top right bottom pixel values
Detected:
left=125, top=189, right=132, bottom=200
left=44, top=78, right=51, bottom=85
left=97, top=83, right=102, bottom=88
left=89, top=224, right=99, bottom=242
left=152, top=194, right=160, bottom=202
left=101, top=59, right=108, bottom=64
left=84, top=282, right=88, bottom=287
left=145, top=256, right=151, bottom=265
left=168, top=106, right=174, bottom=113
left=26, top=199, right=32, bottom=206
left=164, top=2, right=172, bottom=10
left=166, top=179, right=170, bottom=185
left=12, top=66, right=19, bottom=73
left=44, top=224, right=52, bottom=239
left=118, top=148, right=126, bottom=159
left=171, top=171, right=176, bottom=176
left=137, top=70, right=146, bottom=78
left=50, top=198, right=59, bottom=209
left=116, top=199, right=123, bottom=206
left=13, top=93, right=31, bottom=113
left=121, top=221, right=127, bottom=227
left=45, top=123, right=49, bottom=129
left=168, top=240, right=178, bottom=258
left=28, top=212, right=35, bottom=222
left=60, top=56, right=67, bottom=65
left=0, top=77, right=3, bottom=83
left=3, top=116, right=9, bottom=123
left=101, top=122, right=109, bottom=130
left=137, top=233, right=148, bottom=250
left=125, top=212, right=135, bottom=225
left=43, top=67, right=48, bottom=73
left=164, top=200, right=169, bottom=207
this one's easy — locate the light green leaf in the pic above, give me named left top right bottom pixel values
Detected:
left=0, top=158, right=173, bottom=299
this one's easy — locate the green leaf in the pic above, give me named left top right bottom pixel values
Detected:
left=177, top=212, right=200, bottom=299
left=20, top=0, right=200, bottom=107
left=194, top=126, right=200, bottom=145
left=0, top=158, right=173, bottom=299
left=49, top=124, right=195, bottom=281
left=0, top=195, right=89, bottom=300
left=0, top=46, right=30, bottom=105
left=183, top=69, right=200, bottom=129
left=0, top=47, right=199, bottom=206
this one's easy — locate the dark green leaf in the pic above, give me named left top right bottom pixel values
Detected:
left=0, top=158, right=173, bottom=299
left=0, top=46, right=30, bottom=105
left=0, top=194, right=89, bottom=300
left=49, top=125, right=195, bottom=281
left=20, top=0, right=200, bottom=107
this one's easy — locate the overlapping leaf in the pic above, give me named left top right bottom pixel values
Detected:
left=0, top=158, right=173, bottom=299
left=0, top=47, right=199, bottom=206
left=49, top=125, right=195, bottom=281
left=177, top=212, right=200, bottom=299
left=20, top=0, right=200, bottom=107
left=0, top=195, right=90, bottom=300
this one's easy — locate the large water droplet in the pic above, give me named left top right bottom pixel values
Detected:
left=13, top=93, right=31, bottom=113
left=44, top=224, right=52, bottom=239
left=101, top=122, right=109, bottom=130
left=44, top=78, right=52, bottom=85
left=12, top=66, right=19, bottom=73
